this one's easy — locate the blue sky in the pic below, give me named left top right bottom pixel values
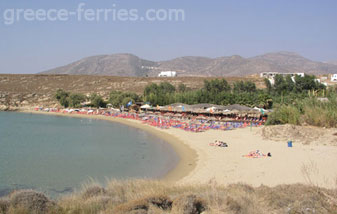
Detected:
left=0, top=0, right=336, bottom=74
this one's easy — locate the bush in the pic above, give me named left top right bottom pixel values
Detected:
left=171, top=194, right=206, bottom=214
left=0, top=198, right=9, bottom=214
left=266, top=104, right=301, bottom=125
left=301, top=97, right=337, bottom=128
left=8, top=190, right=56, bottom=214
left=266, top=97, right=337, bottom=127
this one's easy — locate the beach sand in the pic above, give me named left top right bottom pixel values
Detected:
left=22, top=110, right=337, bottom=189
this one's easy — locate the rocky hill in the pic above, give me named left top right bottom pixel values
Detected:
left=41, top=52, right=337, bottom=77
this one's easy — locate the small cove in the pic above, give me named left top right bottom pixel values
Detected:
left=0, top=112, right=179, bottom=197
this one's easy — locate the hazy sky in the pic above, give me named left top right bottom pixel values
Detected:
left=0, top=0, right=336, bottom=74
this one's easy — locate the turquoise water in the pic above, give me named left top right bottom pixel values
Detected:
left=0, top=112, right=178, bottom=197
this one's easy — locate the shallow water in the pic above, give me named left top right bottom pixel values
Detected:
left=0, top=112, right=178, bottom=197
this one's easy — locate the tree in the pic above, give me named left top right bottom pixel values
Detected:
left=55, top=89, right=70, bottom=107
left=90, top=93, right=106, bottom=108
left=69, top=93, right=86, bottom=108
left=178, top=83, right=187, bottom=92
left=144, top=83, right=159, bottom=96
left=143, top=82, right=176, bottom=106
left=109, top=91, right=141, bottom=107
left=264, top=78, right=272, bottom=93
left=159, top=82, right=176, bottom=94
left=294, top=74, right=326, bottom=92
left=204, top=79, right=231, bottom=94
left=233, top=81, right=256, bottom=93
left=285, top=75, right=295, bottom=92
left=109, top=91, right=123, bottom=107
left=273, top=75, right=288, bottom=94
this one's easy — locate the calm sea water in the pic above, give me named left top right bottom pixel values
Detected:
left=0, top=112, right=178, bottom=197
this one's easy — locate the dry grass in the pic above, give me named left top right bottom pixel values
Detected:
left=1, top=180, right=337, bottom=214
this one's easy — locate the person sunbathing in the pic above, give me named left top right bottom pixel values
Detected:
left=219, top=142, right=228, bottom=147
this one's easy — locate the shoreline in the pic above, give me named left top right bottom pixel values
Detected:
left=18, top=110, right=197, bottom=184
left=10, top=109, right=337, bottom=189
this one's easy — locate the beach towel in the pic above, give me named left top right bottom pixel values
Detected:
left=243, top=150, right=266, bottom=158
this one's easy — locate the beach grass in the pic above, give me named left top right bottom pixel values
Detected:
left=1, top=179, right=337, bottom=214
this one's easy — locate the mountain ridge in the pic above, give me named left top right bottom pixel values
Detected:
left=40, top=52, right=337, bottom=77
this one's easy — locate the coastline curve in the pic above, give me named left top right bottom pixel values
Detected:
left=20, top=110, right=198, bottom=184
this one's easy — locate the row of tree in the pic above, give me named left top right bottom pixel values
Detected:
left=55, top=74, right=329, bottom=109
left=143, top=79, right=270, bottom=108
left=265, top=74, right=326, bottom=95
left=55, top=89, right=141, bottom=108
left=55, top=89, right=105, bottom=108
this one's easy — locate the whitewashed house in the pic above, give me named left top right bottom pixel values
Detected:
left=331, top=74, right=337, bottom=82
left=158, top=71, right=177, bottom=77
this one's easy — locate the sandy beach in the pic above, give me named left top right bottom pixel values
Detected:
left=22, top=110, right=337, bottom=189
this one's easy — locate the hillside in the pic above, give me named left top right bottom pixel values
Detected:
left=0, top=74, right=264, bottom=110
left=327, top=60, right=337, bottom=66
left=42, top=54, right=156, bottom=77
left=41, top=52, right=337, bottom=77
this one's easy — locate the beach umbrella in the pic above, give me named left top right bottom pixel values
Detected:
left=140, top=104, right=151, bottom=109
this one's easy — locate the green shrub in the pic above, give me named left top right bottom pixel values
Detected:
left=301, top=97, right=337, bottom=128
left=266, top=104, right=301, bottom=125
left=267, top=97, right=337, bottom=128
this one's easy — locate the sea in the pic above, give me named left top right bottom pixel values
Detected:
left=0, top=112, right=178, bottom=197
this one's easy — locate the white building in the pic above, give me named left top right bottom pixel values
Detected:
left=260, top=72, right=278, bottom=78
left=261, top=72, right=306, bottom=85
left=331, top=74, right=337, bottom=82
left=158, top=71, right=177, bottom=77
left=260, top=72, right=304, bottom=78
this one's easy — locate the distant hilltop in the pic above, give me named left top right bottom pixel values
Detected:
left=40, top=52, right=337, bottom=77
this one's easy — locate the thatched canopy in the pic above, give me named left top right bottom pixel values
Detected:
left=151, top=103, right=268, bottom=117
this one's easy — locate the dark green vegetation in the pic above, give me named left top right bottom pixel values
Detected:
left=265, top=75, right=337, bottom=127
left=55, top=74, right=337, bottom=127
left=142, top=74, right=328, bottom=110
left=109, top=91, right=141, bottom=108
left=1, top=180, right=336, bottom=214
left=55, top=89, right=141, bottom=108
left=267, top=95, right=337, bottom=128
left=143, top=79, right=272, bottom=108
left=55, top=89, right=106, bottom=108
